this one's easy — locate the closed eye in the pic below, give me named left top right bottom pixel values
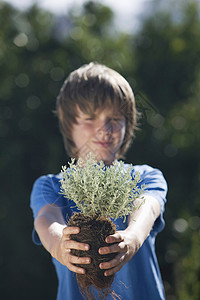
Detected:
left=85, top=117, right=94, bottom=121
left=111, top=118, right=123, bottom=122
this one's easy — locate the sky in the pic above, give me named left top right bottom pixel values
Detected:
left=3, top=0, right=154, bottom=32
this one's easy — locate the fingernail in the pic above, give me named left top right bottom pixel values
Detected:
left=99, top=263, right=104, bottom=269
left=85, top=245, right=89, bottom=250
left=100, top=248, right=106, bottom=254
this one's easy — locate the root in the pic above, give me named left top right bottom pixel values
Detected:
left=68, top=213, right=119, bottom=299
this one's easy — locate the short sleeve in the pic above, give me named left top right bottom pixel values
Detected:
left=30, top=174, right=65, bottom=245
left=132, top=164, right=168, bottom=234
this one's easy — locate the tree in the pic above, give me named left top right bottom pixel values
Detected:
left=132, top=1, right=200, bottom=298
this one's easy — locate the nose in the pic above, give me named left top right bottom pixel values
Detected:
left=97, top=119, right=113, bottom=135
left=94, top=120, right=113, bottom=143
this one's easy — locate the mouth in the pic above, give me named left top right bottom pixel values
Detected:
left=93, top=141, right=112, bottom=148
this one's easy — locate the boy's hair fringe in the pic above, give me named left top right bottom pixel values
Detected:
left=55, top=62, right=140, bottom=159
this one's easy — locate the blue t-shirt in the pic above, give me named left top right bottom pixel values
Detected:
left=30, top=164, right=167, bottom=300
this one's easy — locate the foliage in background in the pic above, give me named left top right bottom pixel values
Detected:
left=0, top=0, right=199, bottom=299
left=132, top=2, right=200, bottom=297
left=175, top=229, right=200, bottom=300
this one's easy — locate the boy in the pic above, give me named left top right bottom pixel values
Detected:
left=30, top=62, right=167, bottom=299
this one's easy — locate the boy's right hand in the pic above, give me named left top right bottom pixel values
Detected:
left=53, top=226, right=91, bottom=274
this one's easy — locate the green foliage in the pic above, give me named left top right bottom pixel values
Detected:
left=165, top=96, right=200, bottom=153
left=134, top=0, right=200, bottom=114
left=176, top=230, right=200, bottom=300
left=60, top=153, right=145, bottom=221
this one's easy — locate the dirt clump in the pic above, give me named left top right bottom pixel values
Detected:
left=68, top=212, right=118, bottom=299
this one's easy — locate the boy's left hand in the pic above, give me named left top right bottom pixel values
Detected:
left=98, top=230, right=142, bottom=276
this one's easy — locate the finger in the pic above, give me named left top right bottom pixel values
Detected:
left=99, top=241, right=126, bottom=255
left=105, top=232, right=123, bottom=243
left=104, top=264, right=122, bottom=276
left=67, top=262, right=86, bottom=275
left=69, top=254, right=91, bottom=265
left=64, top=240, right=90, bottom=251
left=99, top=253, right=125, bottom=273
left=63, top=226, right=80, bottom=236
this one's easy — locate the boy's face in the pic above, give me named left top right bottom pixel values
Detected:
left=71, top=106, right=126, bottom=165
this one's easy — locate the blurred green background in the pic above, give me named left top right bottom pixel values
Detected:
left=0, top=0, right=200, bottom=299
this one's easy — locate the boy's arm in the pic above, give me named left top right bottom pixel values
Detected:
left=126, top=194, right=161, bottom=244
left=98, top=195, right=161, bottom=276
left=34, top=204, right=90, bottom=274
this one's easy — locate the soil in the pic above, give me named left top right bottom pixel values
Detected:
left=68, top=212, right=117, bottom=293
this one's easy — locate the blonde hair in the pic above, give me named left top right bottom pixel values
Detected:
left=56, top=62, right=139, bottom=159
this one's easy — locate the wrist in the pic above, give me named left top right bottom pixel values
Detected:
left=48, top=223, right=66, bottom=258
left=124, top=225, right=144, bottom=250
left=126, top=195, right=161, bottom=244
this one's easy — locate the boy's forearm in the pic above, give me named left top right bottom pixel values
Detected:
left=34, top=204, right=66, bottom=257
left=125, top=195, right=161, bottom=245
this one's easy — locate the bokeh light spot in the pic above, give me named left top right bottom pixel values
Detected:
left=26, top=96, right=41, bottom=110
left=149, top=113, right=165, bottom=128
left=171, top=38, right=186, bottom=53
left=165, top=249, right=178, bottom=263
left=15, top=73, right=30, bottom=88
left=69, top=26, right=83, bottom=40
left=50, top=67, right=65, bottom=81
left=83, top=14, right=96, bottom=26
left=173, top=218, right=188, bottom=233
left=39, top=60, right=54, bottom=74
left=171, top=116, right=186, bottom=130
left=13, top=33, right=28, bottom=47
